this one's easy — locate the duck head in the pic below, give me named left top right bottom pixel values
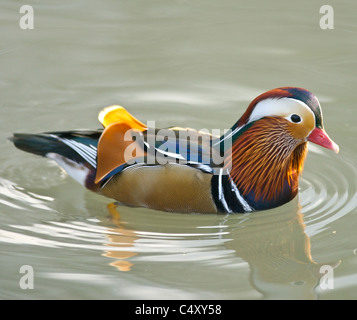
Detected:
left=224, top=87, right=339, bottom=209
left=236, top=87, right=339, bottom=153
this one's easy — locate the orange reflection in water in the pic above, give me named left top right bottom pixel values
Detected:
left=102, top=203, right=138, bottom=272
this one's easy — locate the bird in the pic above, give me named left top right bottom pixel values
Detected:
left=9, top=87, right=339, bottom=214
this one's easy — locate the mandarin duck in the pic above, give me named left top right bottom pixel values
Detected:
left=10, top=87, right=339, bottom=214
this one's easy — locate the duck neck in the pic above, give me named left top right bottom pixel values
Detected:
left=225, top=118, right=308, bottom=207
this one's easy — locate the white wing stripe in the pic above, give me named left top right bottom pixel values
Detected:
left=213, top=126, right=242, bottom=146
left=228, top=170, right=253, bottom=212
left=52, top=135, right=97, bottom=168
left=218, top=168, right=232, bottom=213
left=155, top=147, right=186, bottom=160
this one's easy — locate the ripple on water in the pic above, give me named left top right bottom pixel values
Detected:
left=299, top=145, right=357, bottom=237
left=0, top=177, right=55, bottom=213
left=0, top=171, right=234, bottom=274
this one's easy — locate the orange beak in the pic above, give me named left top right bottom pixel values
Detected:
left=308, top=128, right=339, bottom=153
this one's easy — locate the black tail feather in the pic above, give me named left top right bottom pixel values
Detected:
left=9, top=130, right=101, bottom=167
left=9, top=133, right=67, bottom=157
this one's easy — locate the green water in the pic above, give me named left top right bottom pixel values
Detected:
left=1, top=0, right=356, bottom=299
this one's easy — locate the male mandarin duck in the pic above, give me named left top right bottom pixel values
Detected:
left=10, top=87, right=339, bottom=214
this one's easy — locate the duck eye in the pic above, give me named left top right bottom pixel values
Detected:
left=290, top=114, right=301, bottom=123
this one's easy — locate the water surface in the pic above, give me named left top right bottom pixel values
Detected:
left=1, top=0, right=357, bottom=299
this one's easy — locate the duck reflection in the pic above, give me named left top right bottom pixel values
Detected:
left=224, top=202, right=336, bottom=299
left=101, top=201, right=339, bottom=299
left=102, top=203, right=138, bottom=272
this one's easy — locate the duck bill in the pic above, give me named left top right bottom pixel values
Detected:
left=308, top=128, right=339, bottom=153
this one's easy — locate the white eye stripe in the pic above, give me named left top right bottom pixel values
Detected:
left=247, top=97, right=315, bottom=124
